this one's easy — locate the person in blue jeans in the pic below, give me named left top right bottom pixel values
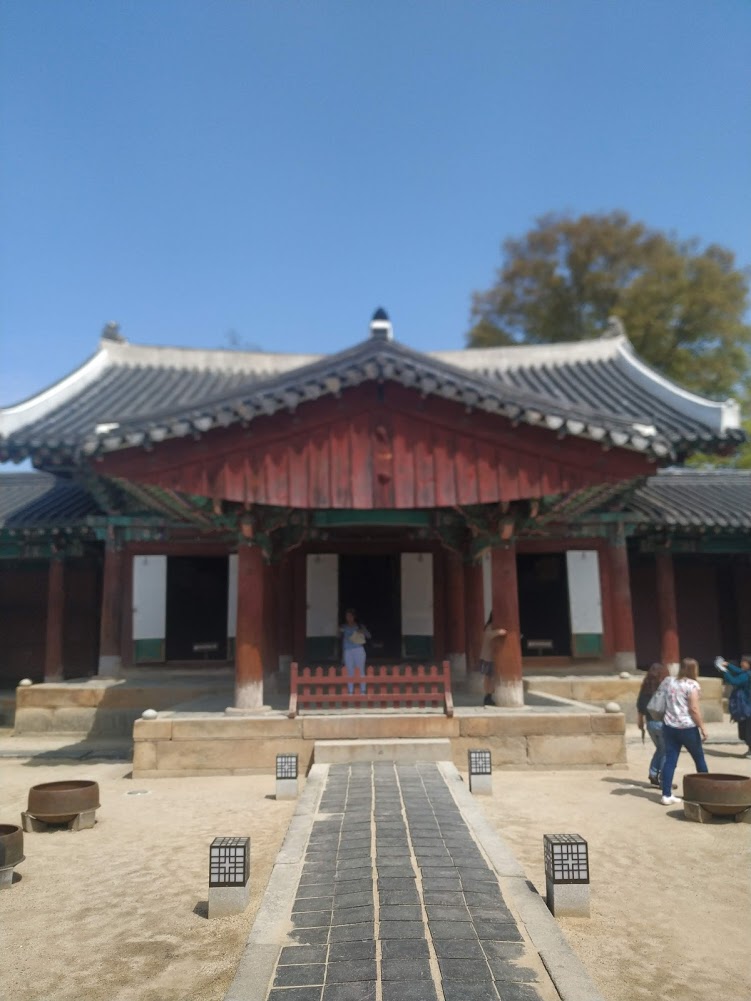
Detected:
left=658, top=657, right=708, bottom=806
left=340, top=608, right=371, bottom=695
left=636, top=662, right=669, bottom=786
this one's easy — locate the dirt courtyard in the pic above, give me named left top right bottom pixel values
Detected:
left=1, top=729, right=750, bottom=1001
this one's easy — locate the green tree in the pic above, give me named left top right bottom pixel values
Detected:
left=468, top=211, right=751, bottom=401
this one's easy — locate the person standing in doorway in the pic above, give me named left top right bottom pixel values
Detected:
left=341, top=608, right=370, bottom=695
left=478, top=614, right=507, bottom=707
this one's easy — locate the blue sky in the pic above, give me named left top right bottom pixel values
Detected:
left=1, top=0, right=749, bottom=406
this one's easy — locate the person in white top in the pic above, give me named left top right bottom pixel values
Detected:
left=658, top=657, right=708, bottom=805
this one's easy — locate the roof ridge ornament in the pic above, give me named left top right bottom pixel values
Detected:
left=604, top=316, right=626, bottom=339
left=370, top=308, right=393, bottom=341
left=101, top=322, right=125, bottom=343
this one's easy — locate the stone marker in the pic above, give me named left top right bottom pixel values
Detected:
left=468, top=748, right=493, bottom=795
left=276, top=754, right=299, bottom=800
left=544, top=833, right=590, bottom=918
left=208, top=836, right=250, bottom=918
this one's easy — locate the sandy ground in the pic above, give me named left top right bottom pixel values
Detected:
left=481, top=730, right=751, bottom=1001
left=0, top=762, right=295, bottom=1001
left=1, top=728, right=750, bottom=1001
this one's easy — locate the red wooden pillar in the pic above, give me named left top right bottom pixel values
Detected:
left=44, top=556, right=65, bottom=683
left=465, top=558, right=485, bottom=691
left=609, top=525, right=636, bottom=671
left=445, top=550, right=467, bottom=681
left=263, top=559, right=278, bottom=680
left=234, top=543, right=265, bottom=709
left=491, top=545, right=524, bottom=707
left=656, top=549, right=680, bottom=671
left=277, top=554, right=294, bottom=672
left=293, top=550, right=306, bottom=663
left=98, top=542, right=124, bottom=676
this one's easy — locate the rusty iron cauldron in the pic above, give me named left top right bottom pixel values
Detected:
left=682, top=773, right=751, bottom=817
left=0, top=824, right=24, bottom=867
left=27, top=780, right=100, bottom=824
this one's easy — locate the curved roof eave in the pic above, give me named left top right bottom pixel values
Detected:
left=0, top=347, right=108, bottom=437
left=615, top=338, right=741, bottom=434
left=79, top=336, right=677, bottom=462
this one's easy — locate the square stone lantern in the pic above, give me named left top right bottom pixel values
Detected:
left=276, top=753, right=299, bottom=800
left=468, top=749, right=492, bottom=795
left=543, top=833, right=590, bottom=917
left=208, top=836, right=250, bottom=918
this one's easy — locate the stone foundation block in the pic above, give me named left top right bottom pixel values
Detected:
left=452, top=736, right=528, bottom=768
left=133, top=741, right=158, bottom=772
left=683, top=801, right=713, bottom=824
left=133, top=718, right=173, bottom=740
left=276, top=777, right=298, bottom=800
left=13, top=708, right=56, bottom=733
left=208, top=882, right=250, bottom=919
left=528, top=733, right=626, bottom=766
left=458, top=713, right=591, bottom=738
left=589, top=712, right=626, bottom=734
left=302, top=715, right=458, bottom=741
left=70, top=809, right=96, bottom=831
left=314, top=738, right=451, bottom=764
left=22, top=810, right=96, bottom=831
left=468, top=773, right=493, bottom=796
left=17, top=686, right=105, bottom=709
left=0, top=865, right=18, bottom=889
left=52, top=707, right=99, bottom=732
left=172, top=717, right=303, bottom=740
left=546, top=879, right=590, bottom=918
left=155, top=737, right=312, bottom=772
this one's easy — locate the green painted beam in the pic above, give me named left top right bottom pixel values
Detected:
left=313, top=510, right=432, bottom=528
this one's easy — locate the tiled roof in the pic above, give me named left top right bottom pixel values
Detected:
left=629, top=469, right=751, bottom=531
left=0, top=473, right=104, bottom=527
left=0, top=326, right=743, bottom=465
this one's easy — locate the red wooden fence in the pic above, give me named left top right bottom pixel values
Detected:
left=288, top=662, right=454, bottom=718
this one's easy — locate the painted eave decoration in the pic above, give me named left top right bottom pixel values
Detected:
left=0, top=319, right=744, bottom=466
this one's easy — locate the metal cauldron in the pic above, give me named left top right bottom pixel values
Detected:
left=0, top=825, right=24, bottom=867
left=27, top=780, right=100, bottom=824
left=682, top=773, right=751, bottom=817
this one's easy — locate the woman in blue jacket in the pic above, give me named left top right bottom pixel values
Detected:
left=716, top=655, right=751, bottom=757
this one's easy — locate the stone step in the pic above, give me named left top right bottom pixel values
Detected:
left=313, top=737, right=452, bottom=764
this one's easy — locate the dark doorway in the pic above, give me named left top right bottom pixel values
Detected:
left=166, top=556, right=228, bottom=661
left=339, top=554, right=401, bottom=660
left=517, top=553, right=572, bottom=657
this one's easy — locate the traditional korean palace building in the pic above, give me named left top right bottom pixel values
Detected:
left=0, top=311, right=749, bottom=710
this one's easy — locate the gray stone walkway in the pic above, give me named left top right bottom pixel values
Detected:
left=264, top=762, right=558, bottom=1001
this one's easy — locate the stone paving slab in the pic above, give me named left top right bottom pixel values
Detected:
left=227, top=761, right=605, bottom=1001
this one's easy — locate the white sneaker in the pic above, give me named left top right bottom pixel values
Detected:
left=661, top=795, right=682, bottom=805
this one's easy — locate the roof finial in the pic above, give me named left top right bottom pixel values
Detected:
left=370, top=308, right=393, bottom=341
left=101, top=321, right=125, bottom=343
left=604, top=316, right=626, bottom=339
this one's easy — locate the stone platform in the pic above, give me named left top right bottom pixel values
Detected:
left=131, top=703, right=626, bottom=778
left=524, top=675, right=725, bottom=723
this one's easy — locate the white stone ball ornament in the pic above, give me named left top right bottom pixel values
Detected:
left=141, top=709, right=158, bottom=720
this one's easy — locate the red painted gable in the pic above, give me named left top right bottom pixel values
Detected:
left=95, top=384, right=653, bottom=508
